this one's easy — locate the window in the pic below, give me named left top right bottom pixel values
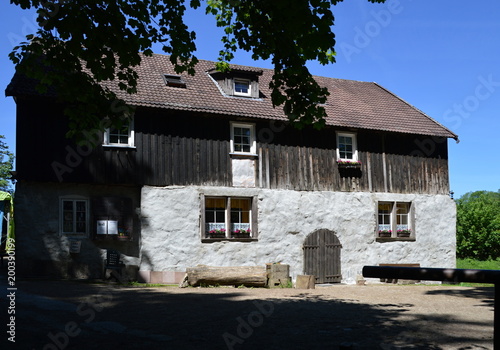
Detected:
left=336, top=132, right=358, bottom=161
left=60, top=197, right=89, bottom=236
left=104, top=119, right=135, bottom=147
left=230, top=122, right=256, bottom=155
left=163, top=74, right=186, bottom=88
left=377, top=201, right=413, bottom=239
left=234, top=79, right=251, bottom=97
left=202, top=196, right=256, bottom=239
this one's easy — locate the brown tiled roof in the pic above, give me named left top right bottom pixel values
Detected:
left=6, top=53, right=458, bottom=139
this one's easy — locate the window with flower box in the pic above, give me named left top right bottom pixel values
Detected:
left=377, top=201, right=414, bottom=240
left=201, top=195, right=257, bottom=240
left=336, top=132, right=358, bottom=162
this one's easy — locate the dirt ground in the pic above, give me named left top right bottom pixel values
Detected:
left=1, top=274, right=495, bottom=350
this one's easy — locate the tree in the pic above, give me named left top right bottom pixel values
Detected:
left=456, top=191, right=500, bottom=260
left=9, top=0, right=385, bottom=139
left=0, top=136, right=15, bottom=193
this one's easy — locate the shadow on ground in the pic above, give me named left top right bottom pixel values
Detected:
left=0, top=277, right=494, bottom=350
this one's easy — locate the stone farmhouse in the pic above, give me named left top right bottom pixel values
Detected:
left=6, top=53, right=458, bottom=284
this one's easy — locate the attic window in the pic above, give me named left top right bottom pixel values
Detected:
left=163, top=74, right=186, bottom=88
left=234, top=79, right=251, bottom=97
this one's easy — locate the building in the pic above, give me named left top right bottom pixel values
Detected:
left=6, top=54, right=458, bottom=284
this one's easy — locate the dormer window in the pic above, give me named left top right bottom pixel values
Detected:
left=207, top=67, right=262, bottom=99
left=163, top=74, right=186, bottom=88
left=234, top=79, right=251, bottom=97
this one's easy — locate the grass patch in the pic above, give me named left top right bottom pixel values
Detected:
left=454, top=258, right=500, bottom=287
left=457, top=258, right=500, bottom=270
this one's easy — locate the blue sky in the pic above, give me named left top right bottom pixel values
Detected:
left=1, top=0, right=499, bottom=198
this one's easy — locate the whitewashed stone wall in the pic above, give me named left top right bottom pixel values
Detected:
left=140, top=185, right=456, bottom=284
left=14, top=181, right=456, bottom=283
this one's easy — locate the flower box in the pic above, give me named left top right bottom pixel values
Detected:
left=208, top=233, right=226, bottom=238
left=337, top=160, right=362, bottom=169
left=207, top=228, right=227, bottom=238
left=378, top=230, right=392, bottom=238
left=232, top=229, right=251, bottom=238
left=397, top=229, right=411, bottom=237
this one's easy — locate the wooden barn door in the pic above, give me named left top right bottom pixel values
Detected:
left=303, top=229, right=342, bottom=283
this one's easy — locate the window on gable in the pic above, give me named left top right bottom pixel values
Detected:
left=234, top=79, right=251, bottom=97
left=60, top=197, right=89, bottom=236
left=202, top=196, right=257, bottom=240
left=336, top=132, right=358, bottom=161
left=377, top=201, right=414, bottom=240
left=230, top=122, right=256, bottom=155
left=104, top=119, right=135, bottom=148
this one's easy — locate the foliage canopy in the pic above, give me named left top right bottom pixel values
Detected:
left=456, top=190, right=500, bottom=260
left=10, top=0, right=385, bottom=138
left=0, top=136, right=15, bottom=193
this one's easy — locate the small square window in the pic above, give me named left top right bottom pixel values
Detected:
left=104, top=119, right=135, bottom=148
left=234, top=79, right=251, bottom=97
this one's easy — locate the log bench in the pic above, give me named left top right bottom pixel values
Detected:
left=182, top=264, right=291, bottom=288
left=183, top=265, right=268, bottom=287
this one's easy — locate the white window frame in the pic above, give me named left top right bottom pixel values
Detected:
left=377, top=201, right=414, bottom=239
left=336, top=132, right=358, bottom=162
left=60, top=196, right=89, bottom=237
left=104, top=118, right=135, bottom=148
left=233, top=78, right=251, bottom=97
left=230, top=122, right=257, bottom=155
left=202, top=196, right=256, bottom=240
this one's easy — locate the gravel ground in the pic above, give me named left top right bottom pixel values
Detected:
left=1, top=277, right=494, bottom=350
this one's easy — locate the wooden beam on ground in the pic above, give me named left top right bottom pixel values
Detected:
left=185, top=266, right=267, bottom=287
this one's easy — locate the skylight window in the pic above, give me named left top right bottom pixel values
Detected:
left=163, top=74, right=186, bottom=88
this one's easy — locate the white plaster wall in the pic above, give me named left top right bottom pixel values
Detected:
left=231, top=158, right=255, bottom=187
left=140, top=186, right=456, bottom=284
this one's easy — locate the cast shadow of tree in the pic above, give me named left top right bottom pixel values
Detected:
left=10, top=280, right=495, bottom=350
left=425, top=286, right=495, bottom=309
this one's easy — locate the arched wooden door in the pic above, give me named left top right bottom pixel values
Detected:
left=303, top=229, right=342, bottom=283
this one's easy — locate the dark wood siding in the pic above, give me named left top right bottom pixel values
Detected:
left=257, top=140, right=449, bottom=194
left=15, top=102, right=450, bottom=194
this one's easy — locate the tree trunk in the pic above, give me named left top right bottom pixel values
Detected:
left=185, top=266, right=267, bottom=287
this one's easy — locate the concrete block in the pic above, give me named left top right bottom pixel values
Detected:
left=296, top=275, right=315, bottom=289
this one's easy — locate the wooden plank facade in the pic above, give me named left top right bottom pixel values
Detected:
left=16, top=102, right=450, bottom=195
